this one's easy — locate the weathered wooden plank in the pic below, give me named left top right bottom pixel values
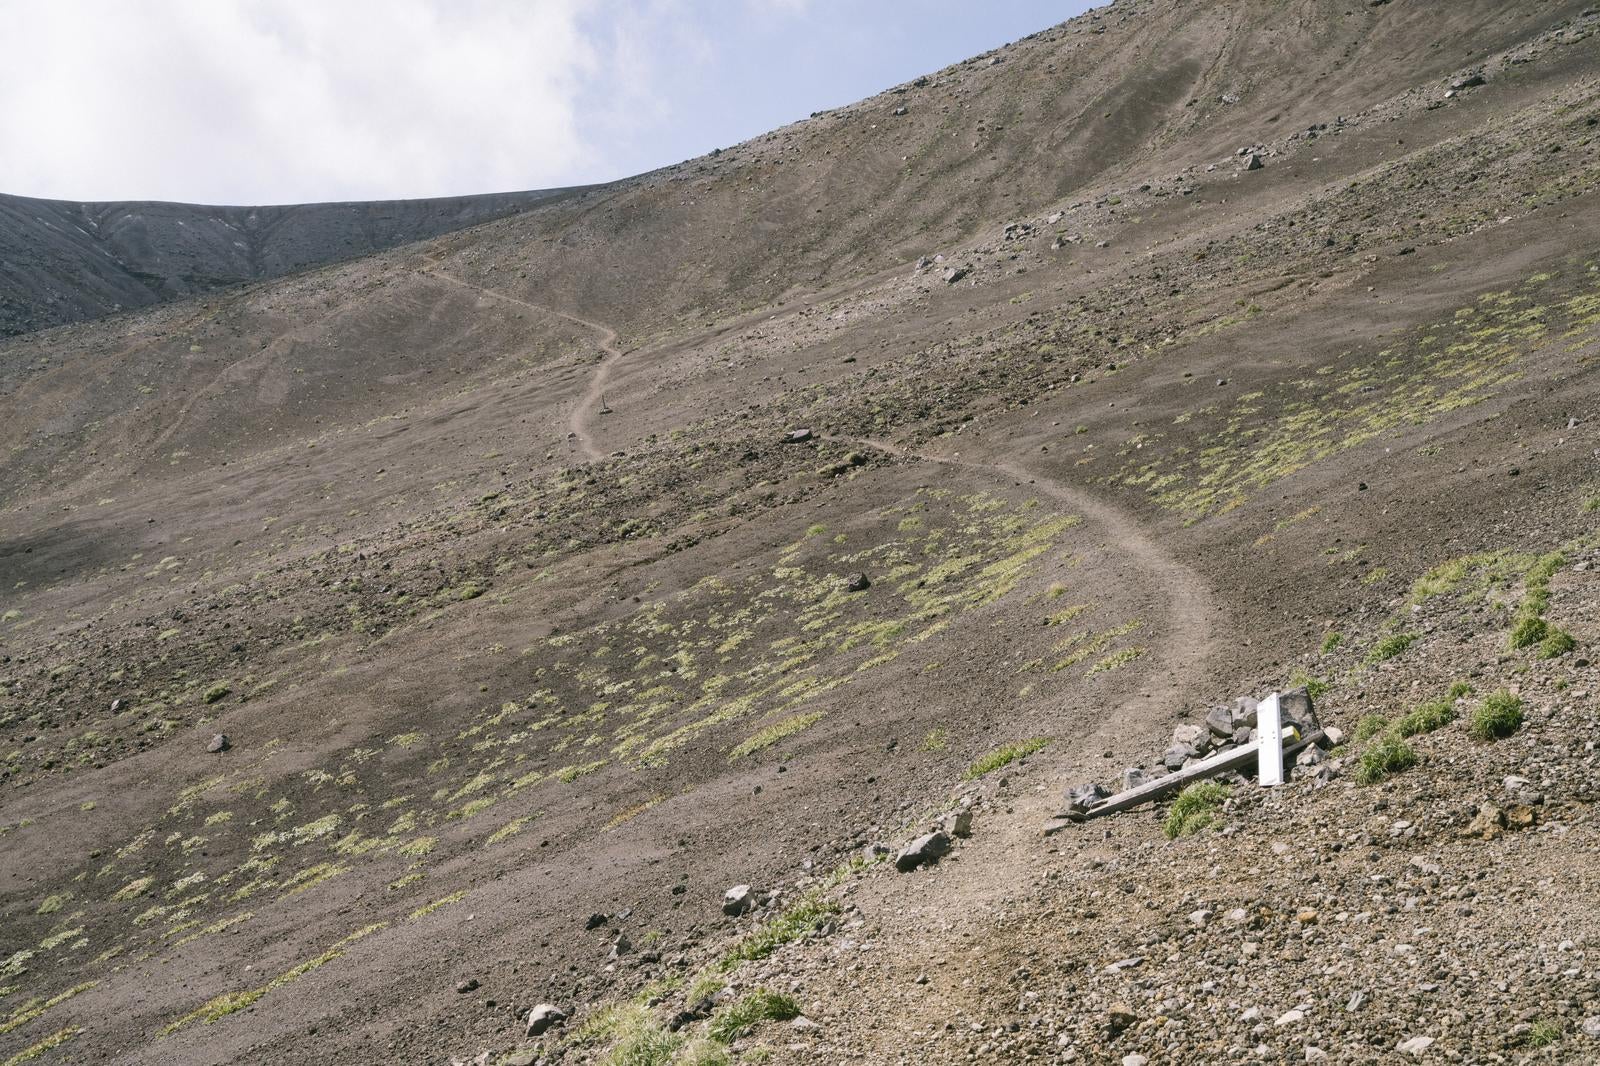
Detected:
left=1074, top=728, right=1327, bottom=822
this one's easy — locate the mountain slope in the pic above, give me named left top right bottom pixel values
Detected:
left=0, top=186, right=587, bottom=336
left=2, top=2, right=1600, bottom=1064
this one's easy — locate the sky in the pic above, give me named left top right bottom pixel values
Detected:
left=0, top=1, right=1090, bottom=206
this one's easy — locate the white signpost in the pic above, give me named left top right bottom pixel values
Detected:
left=1257, top=692, right=1284, bottom=787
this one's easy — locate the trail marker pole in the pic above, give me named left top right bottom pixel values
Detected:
left=1257, top=692, right=1284, bottom=787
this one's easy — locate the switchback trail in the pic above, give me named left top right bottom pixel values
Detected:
left=423, top=256, right=1218, bottom=709
left=421, top=258, right=623, bottom=461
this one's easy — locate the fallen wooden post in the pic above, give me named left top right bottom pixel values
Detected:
left=1074, top=728, right=1327, bottom=822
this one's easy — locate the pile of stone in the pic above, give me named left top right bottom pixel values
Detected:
left=1062, top=687, right=1340, bottom=821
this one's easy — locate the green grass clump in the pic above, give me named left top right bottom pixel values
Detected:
left=1163, top=782, right=1230, bottom=839
left=1529, top=1018, right=1562, bottom=1048
left=1288, top=668, right=1330, bottom=700
left=2, top=1026, right=82, bottom=1066
left=1584, top=495, right=1600, bottom=515
left=202, top=683, right=231, bottom=705
left=963, top=737, right=1049, bottom=780
left=708, top=989, right=801, bottom=1042
left=1320, top=631, right=1343, bottom=654
left=1353, top=714, right=1390, bottom=742
left=1355, top=733, right=1418, bottom=785
left=1365, top=632, right=1418, bottom=664
left=720, top=894, right=839, bottom=968
left=728, top=712, right=823, bottom=760
left=1508, top=613, right=1547, bottom=650
left=1469, top=690, right=1524, bottom=740
left=1393, top=698, right=1454, bottom=738
left=1538, top=626, right=1576, bottom=659
left=921, top=727, right=949, bottom=753
left=1447, top=680, right=1474, bottom=700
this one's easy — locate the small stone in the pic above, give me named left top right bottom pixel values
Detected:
left=1462, top=803, right=1506, bottom=840
left=1188, top=909, right=1213, bottom=927
left=723, top=885, right=756, bottom=916
left=1295, top=908, right=1319, bottom=925
left=1122, top=1055, right=1148, bottom=1066
left=1240, top=1007, right=1262, bottom=1023
left=525, top=1004, right=567, bottom=1037
left=1275, top=1009, right=1305, bottom=1026
left=944, top=810, right=974, bottom=838
left=1581, top=1016, right=1600, bottom=1038
left=207, top=734, right=230, bottom=754
left=845, top=572, right=871, bottom=592
left=895, top=831, right=952, bottom=872
left=1244, top=153, right=1263, bottom=171
left=942, top=266, right=970, bottom=285
left=1505, top=804, right=1537, bottom=830
left=1347, top=990, right=1367, bottom=1012
left=584, top=912, right=608, bottom=931
left=1397, top=1035, right=1434, bottom=1058
left=1107, top=1002, right=1137, bottom=1034
left=1305, top=1048, right=1328, bottom=1062
left=783, top=428, right=815, bottom=444
left=455, top=978, right=480, bottom=994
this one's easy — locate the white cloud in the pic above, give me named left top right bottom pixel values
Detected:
left=0, top=0, right=607, bottom=203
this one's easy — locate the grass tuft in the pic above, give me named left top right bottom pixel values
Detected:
left=1393, top=698, right=1454, bottom=738
left=1353, top=714, right=1389, bottom=742
left=1355, top=733, right=1417, bottom=785
left=708, top=989, right=801, bottom=1042
left=720, top=893, right=838, bottom=968
left=963, top=737, right=1049, bottom=780
left=1469, top=690, right=1524, bottom=740
left=1365, top=631, right=1418, bottom=665
left=1163, top=782, right=1229, bottom=839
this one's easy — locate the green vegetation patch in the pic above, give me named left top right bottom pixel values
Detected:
left=963, top=737, right=1050, bottom=780
left=729, top=712, right=824, bottom=760
left=708, top=989, right=801, bottom=1042
left=1469, top=690, right=1524, bottom=741
left=1163, top=782, right=1229, bottom=839
left=1355, top=733, right=1418, bottom=785
left=720, top=893, right=839, bottom=968
left=1365, top=631, right=1418, bottom=665
left=1393, top=698, right=1454, bottom=738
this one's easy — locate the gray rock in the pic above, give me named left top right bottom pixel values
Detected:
left=942, top=266, right=970, bottom=285
left=1244, top=153, right=1263, bottom=171
left=1397, top=1035, right=1434, bottom=1058
left=1450, top=74, right=1486, bottom=90
left=722, top=885, right=756, bottom=916
left=845, top=572, right=871, bottom=592
left=1279, top=686, right=1317, bottom=732
left=944, top=809, right=973, bottom=838
left=1172, top=723, right=1208, bottom=749
left=525, top=1003, right=567, bottom=1037
left=1066, top=782, right=1109, bottom=815
left=783, top=428, right=815, bottom=444
left=207, top=733, right=230, bottom=754
left=1581, top=1016, right=1600, bottom=1038
left=455, top=977, right=480, bottom=994
left=1121, top=767, right=1150, bottom=791
left=895, top=831, right=952, bottom=872
left=608, top=933, right=632, bottom=960
left=1206, top=705, right=1234, bottom=738
left=1232, top=697, right=1259, bottom=730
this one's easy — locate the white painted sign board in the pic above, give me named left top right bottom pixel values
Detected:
left=1257, top=692, right=1284, bottom=787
